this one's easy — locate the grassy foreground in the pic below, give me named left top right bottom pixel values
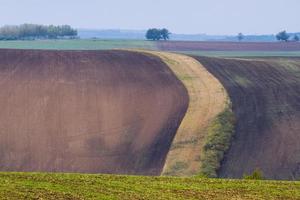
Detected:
left=0, top=172, right=299, bottom=200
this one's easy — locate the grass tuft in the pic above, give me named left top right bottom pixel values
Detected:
left=244, top=168, right=264, bottom=180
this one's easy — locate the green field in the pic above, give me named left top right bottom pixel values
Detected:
left=1, top=40, right=300, bottom=58
left=0, top=172, right=299, bottom=200
left=0, top=39, right=156, bottom=50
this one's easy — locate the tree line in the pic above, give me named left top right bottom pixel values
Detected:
left=0, top=24, right=78, bottom=40
left=146, top=28, right=299, bottom=42
left=146, top=28, right=171, bottom=40
left=237, top=31, right=299, bottom=42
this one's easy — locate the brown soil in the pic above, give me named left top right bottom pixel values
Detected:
left=195, top=56, right=300, bottom=180
left=0, top=49, right=188, bottom=175
left=157, top=41, right=300, bottom=51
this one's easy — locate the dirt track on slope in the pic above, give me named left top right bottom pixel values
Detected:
left=157, top=41, right=300, bottom=51
left=196, top=57, right=300, bottom=180
left=0, top=49, right=188, bottom=175
left=141, top=51, right=228, bottom=176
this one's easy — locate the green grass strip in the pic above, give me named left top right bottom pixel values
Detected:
left=200, top=106, right=235, bottom=178
left=0, top=172, right=299, bottom=199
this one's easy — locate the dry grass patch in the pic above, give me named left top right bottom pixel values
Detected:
left=137, top=51, right=229, bottom=176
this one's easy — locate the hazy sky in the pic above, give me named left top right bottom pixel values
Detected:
left=1, top=0, right=299, bottom=35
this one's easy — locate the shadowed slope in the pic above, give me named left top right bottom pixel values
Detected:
left=0, top=49, right=188, bottom=175
left=196, top=57, right=300, bottom=180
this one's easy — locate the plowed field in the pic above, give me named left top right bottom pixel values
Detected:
left=0, top=49, right=188, bottom=175
left=196, top=57, right=300, bottom=180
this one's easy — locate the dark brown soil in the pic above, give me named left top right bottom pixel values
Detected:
left=0, top=49, right=188, bottom=175
left=195, top=56, right=300, bottom=180
left=158, top=41, right=300, bottom=51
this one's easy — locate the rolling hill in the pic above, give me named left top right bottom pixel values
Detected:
left=0, top=49, right=188, bottom=175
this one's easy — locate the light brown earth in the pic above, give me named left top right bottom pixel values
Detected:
left=138, top=51, right=228, bottom=176
left=0, top=49, right=188, bottom=175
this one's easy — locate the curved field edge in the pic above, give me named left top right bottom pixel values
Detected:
left=133, top=50, right=230, bottom=176
left=0, top=172, right=300, bottom=200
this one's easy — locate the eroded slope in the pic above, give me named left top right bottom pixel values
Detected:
left=0, top=49, right=188, bottom=175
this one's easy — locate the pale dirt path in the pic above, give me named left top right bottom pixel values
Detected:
left=136, top=51, right=229, bottom=176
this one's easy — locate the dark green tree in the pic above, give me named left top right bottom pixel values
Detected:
left=276, top=30, right=290, bottom=42
left=146, top=28, right=170, bottom=41
left=237, top=33, right=244, bottom=42
left=146, top=28, right=161, bottom=40
left=161, top=28, right=171, bottom=40
left=293, top=35, right=299, bottom=42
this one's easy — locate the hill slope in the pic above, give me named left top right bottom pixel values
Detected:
left=138, top=51, right=228, bottom=176
left=0, top=49, right=188, bottom=175
left=196, top=57, right=300, bottom=180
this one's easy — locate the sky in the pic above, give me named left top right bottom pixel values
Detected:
left=0, top=0, right=299, bottom=35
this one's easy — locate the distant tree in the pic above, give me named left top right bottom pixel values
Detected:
left=146, top=28, right=161, bottom=40
left=0, top=24, right=77, bottom=40
left=161, top=28, right=171, bottom=40
left=276, top=30, right=290, bottom=42
left=237, top=33, right=244, bottom=42
left=146, top=28, right=170, bottom=41
left=293, top=35, right=299, bottom=42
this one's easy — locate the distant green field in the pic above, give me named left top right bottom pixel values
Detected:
left=1, top=40, right=300, bottom=58
left=178, top=51, right=300, bottom=57
left=0, top=172, right=299, bottom=200
left=0, top=39, right=156, bottom=50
